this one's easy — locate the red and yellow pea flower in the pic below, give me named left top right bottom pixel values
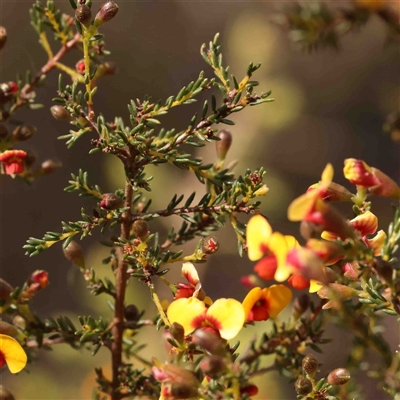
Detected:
left=167, top=297, right=245, bottom=340
left=246, top=215, right=325, bottom=292
left=0, top=334, right=27, bottom=374
left=174, top=262, right=203, bottom=300
left=343, top=158, right=400, bottom=200
left=0, top=150, right=27, bottom=175
left=288, top=164, right=355, bottom=240
left=242, top=285, right=292, bottom=322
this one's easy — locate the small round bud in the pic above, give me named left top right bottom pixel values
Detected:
left=199, top=355, right=226, bottom=378
left=0, top=385, right=15, bottom=400
left=240, top=384, right=258, bottom=397
left=63, top=240, right=85, bottom=269
left=295, top=377, right=313, bottom=395
left=75, top=60, right=86, bottom=74
left=215, top=129, right=232, bottom=160
left=124, top=304, right=139, bottom=321
left=75, top=5, right=92, bottom=27
left=12, top=124, right=36, bottom=141
left=327, top=368, right=351, bottom=385
left=170, top=322, right=185, bottom=344
left=0, top=278, right=13, bottom=300
left=50, top=105, right=71, bottom=121
left=192, top=329, right=226, bottom=355
left=0, top=27, right=7, bottom=51
left=201, top=236, right=219, bottom=255
left=293, top=293, right=309, bottom=319
left=40, top=159, right=62, bottom=175
left=162, top=383, right=198, bottom=399
left=132, top=220, right=149, bottom=241
left=302, top=354, right=319, bottom=378
left=100, top=193, right=124, bottom=210
left=0, top=124, right=8, bottom=138
left=94, top=1, right=119, bottom=27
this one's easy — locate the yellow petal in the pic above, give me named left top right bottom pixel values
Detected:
left=167, top=298, right=206, bottom=336
left=242, top=287, right=262, bottom=320
left=287, top=192, right=316, bottom=221
left=207, top=299, right=245, bottom=340
left=0, top=334, right=27, bottom=374
left=321, top=163, right=334, bottom=184
left=309, top=280, right=323, bottom=293
left=263, top=285, right=292, bottom=318
left=246, top=215, right=272, bottom=261
left=268, top=232, right=293, bottom=282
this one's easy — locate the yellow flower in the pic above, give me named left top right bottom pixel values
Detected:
left=0, top=334, right=27, bottom=374
left=167, top=297, right=245, bottom=340
left=242, top=285, right=292, bottom=322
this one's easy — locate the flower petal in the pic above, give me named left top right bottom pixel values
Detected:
left=0, top=334, right=27, bottom=374
left=242, top=287, right=262, bottom=320
left=350, top=211, right=378, bottom=236
left=167, top=298, right=206, bottom=336
left=268, top=232, right=294, bottom=282
left=263, top=285, right=292, bottom=318
left=253, top=256, right=277, bottom=281
left=246, top=215, right=272, bottom=261
left=206, top=299, right=245, bottom=340
left=181, top=262, right=200, bottom=287
left=366, top=230, right=386, bottom=256
left=309, top=280, right=323, bottom=293
left=287, top=192, right=316, bottom=222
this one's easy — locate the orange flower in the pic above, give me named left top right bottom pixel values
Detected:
left=0, top=334, right=27, bottom=374
left=167, top=297, right=245, bottom=340
left=242, top=285, right=292, bottom=322
left=0, top=150, right=27, bottom=175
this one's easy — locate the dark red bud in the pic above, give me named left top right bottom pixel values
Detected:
left=0, top=385, right=15, bottom=400
left=124, top=304, right=139, bottom=321
left=302, top=354, right=319, bottom=377
left=12, top=124, right=36, bottom=141
left=94, top=1, right=119, bottom=27
left=295, top=377, right=313, bottom=395
left=0, top=278, right=13, bottom=300
left=199, top=355, right=226, bottom=378
left=327, top=368, right=351, bottom=385
left=40, top=160, right=62, bottom=175
left=293, top=293, right=309, bottom=319
left=192, top=329, right=226, bottom=355
left=170, top=322, right=185, bottom=344
left=100, top=193, right=124, bottom=210
left=75, top=5, right=92, bottom=27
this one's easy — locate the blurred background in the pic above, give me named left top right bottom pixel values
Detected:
left=1, top=0, right=399, bottom=398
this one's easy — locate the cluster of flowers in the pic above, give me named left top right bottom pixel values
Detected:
left=151, top=158, right=399, bottom=397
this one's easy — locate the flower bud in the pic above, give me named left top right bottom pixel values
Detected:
left=0, top=124, right=8, bottom=138
left=0, top=27, right=7, bottom=51
left=0, top=385, right=15, bottom=400
left=40, top=159, right=62, bottom=175
left=95, top=61, right=118, bottom=78
left=327, top=368, right=351, bottom=385
left=30, top=270, right=49, bottom=289
left=374, top=259, right=393, bottom=285
left=302, top=354, right=319, bottom=377
left=161, top=382, right=198, bottom=399
left=293, top=293, right=309, bottom=319
left=63, top=240, right=85, bottom=269
left=215, top=129, right=232, bottom=160
left=199, top=355, right=226, bottom=378
left=0, top=278, right=13, bottom=300
left=75, top=60, right=86, bottom=74
left=132, top=220, right=149, bottom=241
left=124, top=304, right=139, bottom=321
left=50, top=105, right=71, bottom=121
left=295, top=376, right=313, bottom=395
left=12, top=124, right=36, bottom=141
left=192, top=329, right=226, bottom=355
left=201, top=236, right=219, bottom=254
left=24, top=151, right=37, bottom=168
left=75, top=5, right=92, bottom=27
left=94, top=1, right=119, bottom=27
left=100, top=193, right=124, bottom=210
left=169, top=322, right=185, bottom=344
left=240, top=384, right=258, bottom=397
